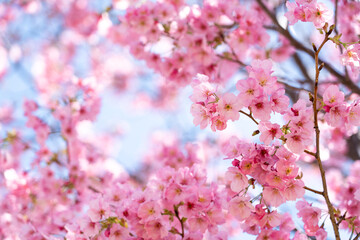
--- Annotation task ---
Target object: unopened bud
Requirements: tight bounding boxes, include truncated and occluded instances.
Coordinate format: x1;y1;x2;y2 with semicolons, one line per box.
319;62;325;71
312;43;317;52
252;130;260;136
248;178;255;187
323;22;329;32
295;172;303;179
328;24;335;35
232;159;240;167
309;93;314;102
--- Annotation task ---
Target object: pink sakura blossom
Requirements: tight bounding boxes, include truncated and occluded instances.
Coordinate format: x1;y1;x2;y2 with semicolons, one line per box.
217;93;242;121
190;74;216;104
279;213;295;231
262;187;285;207
188;215;209;233
165;182;186;203
315;228;328;240
23;99;38;116
323;85;345;107
284;2;305;25
247;59;277;94
296;200;322;236
285;1;332;28
137;200;161;221
109;224;130;240
259;210;282;229
341;44;360;78
258;121;282;145
225;167;248;193
221;136;242;159
276;160;299;179
270;88;290;114
236;78;262;107
179;194;199;218
283;180;305;201
347;100;360;126
355;189;360;201
79;218;100;237
87;198;111;222
265;172;286;189
310;2;333;28
229;196;254;221
324;103;348;127
191;104;210;129
210;115;228;131
144;218;169;239
250;97;272;121
286;132;309;154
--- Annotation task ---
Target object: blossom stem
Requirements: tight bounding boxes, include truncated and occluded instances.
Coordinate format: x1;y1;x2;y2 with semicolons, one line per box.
174;205;185;239
239;110;259;125
353;232;360;240
304;186;323;195
313;33;341;240
304;150;316;157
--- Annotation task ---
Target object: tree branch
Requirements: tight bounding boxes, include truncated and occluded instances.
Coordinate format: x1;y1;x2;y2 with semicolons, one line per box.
240;110;259;125
312;31;341;240
304;186;323;195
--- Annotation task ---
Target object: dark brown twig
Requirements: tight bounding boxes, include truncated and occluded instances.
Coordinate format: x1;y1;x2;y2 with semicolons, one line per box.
312;31;341;240
304;186;323;195
239;110;259;125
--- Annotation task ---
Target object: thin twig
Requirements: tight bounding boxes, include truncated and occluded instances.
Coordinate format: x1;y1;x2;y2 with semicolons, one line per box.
336;211;347;226
292;53;313;86
304;150;316;157
312;31;341;240
304;186;323;195
174;205;185;239
278;80;312;93
239;110;259;125
216;54;246;66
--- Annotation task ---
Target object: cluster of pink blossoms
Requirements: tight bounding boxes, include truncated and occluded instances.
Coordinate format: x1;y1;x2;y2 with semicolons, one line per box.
190;74;242;131
340;44;360;79
330;161;360;233
190;59;289;131
191;59;316;155
285;0;333;28
68;164;229;240
223;138;308;239
143;133;202;170
322;85;360;129
296;200;327;239
337;1;360;42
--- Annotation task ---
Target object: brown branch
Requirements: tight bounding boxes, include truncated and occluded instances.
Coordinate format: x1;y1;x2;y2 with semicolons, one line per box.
336;211;347;226
304;150;316;157
304;186;323;195
334;0;340;36
354;232;360;240
216;54;246;66
278;80;312;93
292;53;313;86
239;110;259;125
173;205;185;239
312;31;341;240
